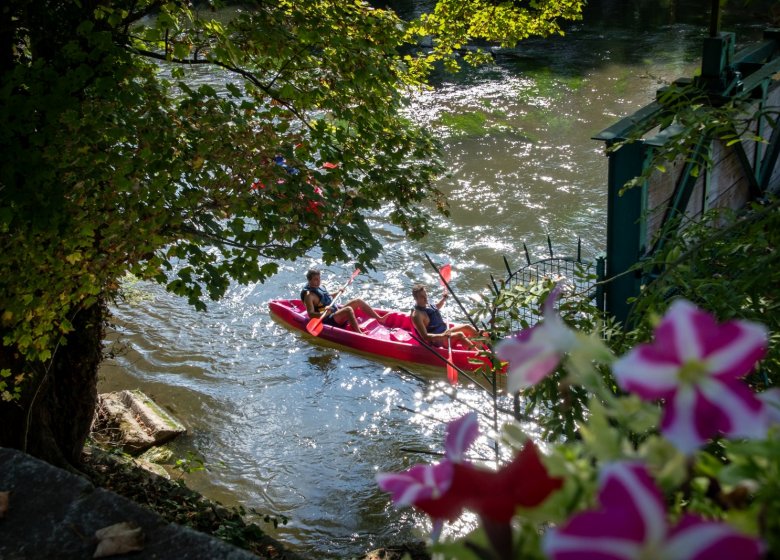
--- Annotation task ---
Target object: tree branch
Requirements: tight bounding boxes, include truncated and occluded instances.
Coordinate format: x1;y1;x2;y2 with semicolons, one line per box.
127;46;314;131
178;223;296;257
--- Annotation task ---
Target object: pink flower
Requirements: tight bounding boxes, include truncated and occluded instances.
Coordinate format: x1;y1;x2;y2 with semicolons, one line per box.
374;461;454;508
613;300;768;454
414;439;562;523
376;413;476;508
376;412;562;524
442;410;479;463
543;462;762;560
495;284;577;392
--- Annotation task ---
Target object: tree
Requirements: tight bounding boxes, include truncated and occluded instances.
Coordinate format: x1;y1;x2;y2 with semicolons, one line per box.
400;0;586;76
0;0;585;468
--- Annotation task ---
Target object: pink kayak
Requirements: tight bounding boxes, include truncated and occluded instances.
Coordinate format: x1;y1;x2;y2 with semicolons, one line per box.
268;299;490;372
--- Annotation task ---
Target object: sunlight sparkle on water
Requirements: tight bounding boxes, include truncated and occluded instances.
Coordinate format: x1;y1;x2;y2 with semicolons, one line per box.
98;11;744;556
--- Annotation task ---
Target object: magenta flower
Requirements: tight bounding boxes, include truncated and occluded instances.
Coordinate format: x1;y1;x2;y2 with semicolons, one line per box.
376;412;562;524
612;300;768;454
374;461;454;508
543;462;762;560
376;412;477;508
496;284;577;392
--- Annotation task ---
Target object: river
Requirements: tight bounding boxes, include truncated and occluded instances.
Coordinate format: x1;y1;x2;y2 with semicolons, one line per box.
98;2;771;557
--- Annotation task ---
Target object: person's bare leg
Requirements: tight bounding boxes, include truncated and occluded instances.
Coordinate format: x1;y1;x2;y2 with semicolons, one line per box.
345;299;386;323
446;327;478;349
450;324;478;338
334;307;363;333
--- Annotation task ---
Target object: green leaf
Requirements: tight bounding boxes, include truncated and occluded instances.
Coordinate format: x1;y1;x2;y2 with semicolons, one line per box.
578;399;622;461
225;82;242;98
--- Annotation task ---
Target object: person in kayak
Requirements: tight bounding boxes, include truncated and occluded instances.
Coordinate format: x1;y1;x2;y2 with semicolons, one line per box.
410;284;478;348
301;269;386;333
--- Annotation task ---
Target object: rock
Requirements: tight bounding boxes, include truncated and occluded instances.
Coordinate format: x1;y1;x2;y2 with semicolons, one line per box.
362;542;431;560
96;392;156;452
138;445;174;464
119;389;186;444
94;390;186;454
0;447;259;560
93;521;144;558
133;457;170;479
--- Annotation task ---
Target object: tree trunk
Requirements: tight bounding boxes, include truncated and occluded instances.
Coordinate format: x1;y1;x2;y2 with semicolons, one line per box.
0;299;105;470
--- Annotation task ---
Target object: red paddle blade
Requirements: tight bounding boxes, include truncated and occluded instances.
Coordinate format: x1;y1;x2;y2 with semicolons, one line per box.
306;317;325;336
439;264;452;285
447;339;457;384
447;363;458;384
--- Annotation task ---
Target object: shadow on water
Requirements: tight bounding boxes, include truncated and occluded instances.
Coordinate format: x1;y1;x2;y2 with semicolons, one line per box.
307;353;339;373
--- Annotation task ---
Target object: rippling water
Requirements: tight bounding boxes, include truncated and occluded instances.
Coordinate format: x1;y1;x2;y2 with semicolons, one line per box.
99;4;770;557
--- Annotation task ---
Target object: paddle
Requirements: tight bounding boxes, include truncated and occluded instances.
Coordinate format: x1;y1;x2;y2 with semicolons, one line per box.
425;253;482;333
438;263;458;384
305;268;361;336
446;336;458;384
439;263;452;284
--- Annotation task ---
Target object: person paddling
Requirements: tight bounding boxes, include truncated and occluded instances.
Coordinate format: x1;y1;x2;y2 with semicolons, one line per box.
410;284;477;348
301;269;386;334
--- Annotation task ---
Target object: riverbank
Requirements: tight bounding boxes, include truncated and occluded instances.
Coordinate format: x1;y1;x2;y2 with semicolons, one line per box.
80;444;304;559
79;444;431;560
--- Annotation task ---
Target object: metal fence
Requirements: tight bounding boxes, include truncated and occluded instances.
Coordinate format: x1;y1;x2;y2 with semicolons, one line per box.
491;237;605;330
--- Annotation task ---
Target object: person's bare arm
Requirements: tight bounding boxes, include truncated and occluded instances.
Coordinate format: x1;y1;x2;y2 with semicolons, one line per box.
303;292;322;319
411;310;434;344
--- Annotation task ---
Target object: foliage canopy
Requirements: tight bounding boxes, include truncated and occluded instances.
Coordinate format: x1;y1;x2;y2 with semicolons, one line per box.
0;0;585;400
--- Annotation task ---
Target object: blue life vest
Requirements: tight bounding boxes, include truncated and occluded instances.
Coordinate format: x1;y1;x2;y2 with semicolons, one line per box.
414;304;447;334
301;285;333;311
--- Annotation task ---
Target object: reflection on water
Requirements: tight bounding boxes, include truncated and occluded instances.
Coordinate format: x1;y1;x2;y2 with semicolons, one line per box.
100;3;771;557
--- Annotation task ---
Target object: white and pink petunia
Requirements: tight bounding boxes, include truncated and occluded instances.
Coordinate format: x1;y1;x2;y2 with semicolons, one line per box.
543;462;762;560
377;412;562;525
612;300;769;454
375;412;478;509
496;284;578;393
374;461;454;508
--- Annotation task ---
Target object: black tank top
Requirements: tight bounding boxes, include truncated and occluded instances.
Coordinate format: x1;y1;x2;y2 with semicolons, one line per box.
414;304;447;334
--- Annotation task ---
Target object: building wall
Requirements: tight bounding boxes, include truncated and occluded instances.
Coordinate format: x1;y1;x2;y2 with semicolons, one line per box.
642;81;780;252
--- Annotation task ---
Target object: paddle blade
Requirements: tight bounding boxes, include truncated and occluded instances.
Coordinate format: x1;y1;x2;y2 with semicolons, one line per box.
447;339;458;384
306;317;325;336
447;363;458;384
439;264;452;285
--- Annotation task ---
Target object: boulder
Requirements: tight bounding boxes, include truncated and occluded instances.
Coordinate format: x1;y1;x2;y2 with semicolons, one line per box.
119;389;186;444
0;447;259;560
138;445;174;464
94;390;186;454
